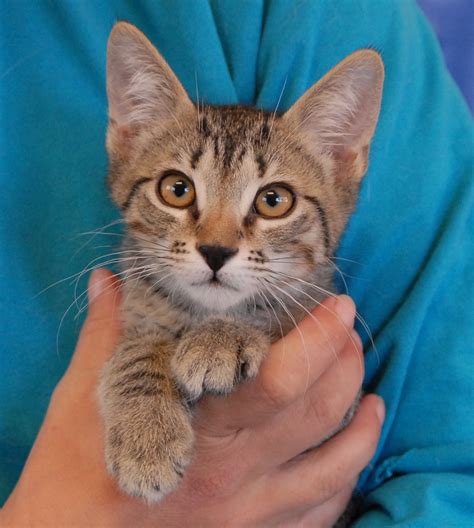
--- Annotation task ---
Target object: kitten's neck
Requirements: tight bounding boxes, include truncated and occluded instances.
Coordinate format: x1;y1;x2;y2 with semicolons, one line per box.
121;264;335;341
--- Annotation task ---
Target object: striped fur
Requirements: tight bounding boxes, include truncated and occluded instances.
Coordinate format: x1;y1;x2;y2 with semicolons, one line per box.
98;22;383;503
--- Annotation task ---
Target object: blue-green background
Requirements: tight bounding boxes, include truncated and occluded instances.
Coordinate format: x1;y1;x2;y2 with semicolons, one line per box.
1;1;473;525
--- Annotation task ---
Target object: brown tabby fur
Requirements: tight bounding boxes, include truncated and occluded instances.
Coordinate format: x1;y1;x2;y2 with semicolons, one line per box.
98;22;383;507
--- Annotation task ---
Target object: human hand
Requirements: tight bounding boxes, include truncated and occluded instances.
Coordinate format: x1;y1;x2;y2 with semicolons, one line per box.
0;268;384;527
164;292;384;527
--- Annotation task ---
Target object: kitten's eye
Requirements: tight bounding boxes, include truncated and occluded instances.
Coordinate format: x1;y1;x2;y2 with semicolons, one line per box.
157;172;195;208
254;185;295;218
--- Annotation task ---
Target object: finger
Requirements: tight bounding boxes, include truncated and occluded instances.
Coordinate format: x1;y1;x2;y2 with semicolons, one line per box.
292;481;355;528
272;480;355;528
266;395;384;513
198;295;356;432
249;329;364;472
65;268;122;377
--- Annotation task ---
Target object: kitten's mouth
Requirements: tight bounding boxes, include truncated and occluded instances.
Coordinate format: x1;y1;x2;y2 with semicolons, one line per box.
207;274;229;288
191;274;239;292
205;276;222;288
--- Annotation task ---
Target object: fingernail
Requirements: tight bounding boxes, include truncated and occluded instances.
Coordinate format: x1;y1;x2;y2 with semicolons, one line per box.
88;268;109;303
376;397;385;423
334;295;356;327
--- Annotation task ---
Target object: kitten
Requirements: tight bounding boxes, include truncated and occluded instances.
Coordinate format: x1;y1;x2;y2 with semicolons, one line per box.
98;22;383;503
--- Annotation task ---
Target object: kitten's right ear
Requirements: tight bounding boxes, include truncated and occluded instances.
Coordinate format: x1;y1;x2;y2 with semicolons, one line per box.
106;22;194;156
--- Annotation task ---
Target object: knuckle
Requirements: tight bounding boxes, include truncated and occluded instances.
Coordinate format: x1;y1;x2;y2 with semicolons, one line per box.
299;457;346;504
340;343;365;389
306;394;343;435
317;466;346;500
306;385;358;437
259;371;297;409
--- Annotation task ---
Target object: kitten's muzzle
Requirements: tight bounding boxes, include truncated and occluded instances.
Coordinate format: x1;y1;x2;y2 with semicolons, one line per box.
198;245;238;272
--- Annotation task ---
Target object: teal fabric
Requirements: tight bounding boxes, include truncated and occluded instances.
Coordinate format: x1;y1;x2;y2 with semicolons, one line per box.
1;0;473;524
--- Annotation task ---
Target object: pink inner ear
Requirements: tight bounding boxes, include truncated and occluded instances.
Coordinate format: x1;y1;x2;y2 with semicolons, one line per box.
107;24;172;129
337;148;358;163
283;51;383;162
107;119;141;158
116;123;134;143
106;23;196;158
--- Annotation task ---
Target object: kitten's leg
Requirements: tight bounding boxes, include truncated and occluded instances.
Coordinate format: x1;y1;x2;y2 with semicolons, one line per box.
98;334;193;502
171;319;270;400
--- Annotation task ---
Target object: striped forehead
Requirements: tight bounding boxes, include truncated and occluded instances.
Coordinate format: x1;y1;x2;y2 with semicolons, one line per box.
190;140;264;217
191;108;271;175
187;107;275;212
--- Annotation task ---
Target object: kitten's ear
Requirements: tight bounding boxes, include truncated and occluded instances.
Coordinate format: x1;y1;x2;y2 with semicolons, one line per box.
283;50;384;180
106;22;194;155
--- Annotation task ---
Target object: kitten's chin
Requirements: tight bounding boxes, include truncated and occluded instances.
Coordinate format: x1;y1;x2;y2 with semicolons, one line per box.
185;283;248;312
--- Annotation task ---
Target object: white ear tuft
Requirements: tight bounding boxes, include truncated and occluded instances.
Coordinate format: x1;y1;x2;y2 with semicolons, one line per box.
106;22;193;152
283;50;384;175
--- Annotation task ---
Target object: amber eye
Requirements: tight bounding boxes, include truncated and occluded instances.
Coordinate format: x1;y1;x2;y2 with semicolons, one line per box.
157;172;196;208
254;185;295;218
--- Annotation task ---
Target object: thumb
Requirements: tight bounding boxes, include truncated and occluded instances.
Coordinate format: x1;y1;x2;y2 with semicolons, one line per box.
67;268;122;376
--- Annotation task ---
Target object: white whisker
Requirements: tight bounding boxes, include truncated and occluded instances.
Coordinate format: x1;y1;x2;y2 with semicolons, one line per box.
259;280;308;383
265;268;378;362
265;279;343;382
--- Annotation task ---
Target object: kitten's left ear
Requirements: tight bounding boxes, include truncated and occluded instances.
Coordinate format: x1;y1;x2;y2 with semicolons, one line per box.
283;50;384;180
106;22;194;156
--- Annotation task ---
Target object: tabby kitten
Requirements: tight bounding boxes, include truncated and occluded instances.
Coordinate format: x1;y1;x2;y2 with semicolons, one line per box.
98;22;383;502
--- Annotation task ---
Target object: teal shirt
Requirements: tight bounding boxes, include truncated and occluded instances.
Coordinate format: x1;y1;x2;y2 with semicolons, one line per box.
1;1;473;524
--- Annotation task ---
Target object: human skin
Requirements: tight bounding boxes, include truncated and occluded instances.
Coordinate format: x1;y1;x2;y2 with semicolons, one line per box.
0;269;384;527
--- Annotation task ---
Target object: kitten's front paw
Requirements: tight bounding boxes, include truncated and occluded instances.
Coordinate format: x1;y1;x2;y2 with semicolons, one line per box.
172;320;269;400
104;403;194;502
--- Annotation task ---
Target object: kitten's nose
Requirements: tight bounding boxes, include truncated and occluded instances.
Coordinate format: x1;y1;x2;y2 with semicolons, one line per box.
198;245;238;272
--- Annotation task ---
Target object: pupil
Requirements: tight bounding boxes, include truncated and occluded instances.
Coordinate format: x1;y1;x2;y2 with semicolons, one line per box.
173;180;188;198
265;190;281;208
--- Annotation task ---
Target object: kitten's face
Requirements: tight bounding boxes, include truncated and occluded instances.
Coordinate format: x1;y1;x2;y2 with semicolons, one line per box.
114;106;342;311
105;23;383;312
